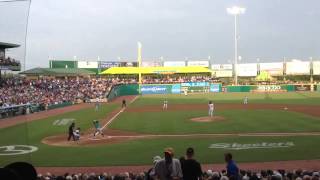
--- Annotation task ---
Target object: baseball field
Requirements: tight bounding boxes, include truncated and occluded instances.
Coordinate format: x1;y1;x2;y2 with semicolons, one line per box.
1;92;320;168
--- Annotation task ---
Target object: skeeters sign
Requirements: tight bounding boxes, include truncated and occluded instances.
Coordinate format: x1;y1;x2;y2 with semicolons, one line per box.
209;142;294;150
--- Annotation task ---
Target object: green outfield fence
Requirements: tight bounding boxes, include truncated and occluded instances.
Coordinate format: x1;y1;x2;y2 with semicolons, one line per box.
226;85;295;92
107;84;140;101
107;83;320;101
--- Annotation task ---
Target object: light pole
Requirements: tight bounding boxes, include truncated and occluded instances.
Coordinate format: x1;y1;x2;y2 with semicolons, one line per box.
227;6;246;85
310;57;313;84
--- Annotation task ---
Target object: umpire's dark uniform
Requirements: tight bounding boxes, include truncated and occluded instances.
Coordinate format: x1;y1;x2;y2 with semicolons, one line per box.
67;123;75;141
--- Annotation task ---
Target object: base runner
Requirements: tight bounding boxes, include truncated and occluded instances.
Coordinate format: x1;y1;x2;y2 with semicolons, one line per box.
208;101;214;117
93;120;104;137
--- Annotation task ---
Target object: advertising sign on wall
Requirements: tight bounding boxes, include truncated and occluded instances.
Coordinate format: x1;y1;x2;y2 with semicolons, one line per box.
210;84;221;92
313;61;320;75
181;82;210;93
237;63;257;77
121;62;138;67
50;60;77;69
163;61;186;67
140;84;182;94
181;82;209;87
286;61;310;75
99;61;121;68
141;62;162;67
140;85;171;94
211;64;233;70
294;84;311;91
251;85;289;92
187;61;209;67
259;63;283;75
214;70;233;77
171;84;181;94
77;61;98;68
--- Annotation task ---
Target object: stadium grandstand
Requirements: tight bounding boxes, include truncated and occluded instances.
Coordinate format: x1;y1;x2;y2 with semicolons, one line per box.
2;1;320;180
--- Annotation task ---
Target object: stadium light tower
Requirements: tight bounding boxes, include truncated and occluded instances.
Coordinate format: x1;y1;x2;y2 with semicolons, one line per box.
137;42;142;84
227;6;246;85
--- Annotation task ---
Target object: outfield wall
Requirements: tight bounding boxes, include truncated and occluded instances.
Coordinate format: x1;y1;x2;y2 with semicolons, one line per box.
107;83;222;101
226;85;295;92
107;83;318;101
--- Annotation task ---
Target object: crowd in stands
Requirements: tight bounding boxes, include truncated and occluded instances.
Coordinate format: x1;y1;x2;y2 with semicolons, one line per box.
0;77;112;108
1;148;319;180
0;56;20;67
35;169;320;180
142;76;214;84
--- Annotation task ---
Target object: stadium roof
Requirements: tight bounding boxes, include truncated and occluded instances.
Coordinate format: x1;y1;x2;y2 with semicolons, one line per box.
0;42;20;49
20;68;96;76
100;66;212;75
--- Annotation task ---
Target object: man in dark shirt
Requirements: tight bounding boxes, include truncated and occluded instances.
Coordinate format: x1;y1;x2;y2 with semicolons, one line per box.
181;147;202;180
224;153;239;180
122;99;126;108
67;122;75;141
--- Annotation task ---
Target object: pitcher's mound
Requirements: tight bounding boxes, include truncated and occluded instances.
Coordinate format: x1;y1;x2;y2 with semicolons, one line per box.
190;116;225;122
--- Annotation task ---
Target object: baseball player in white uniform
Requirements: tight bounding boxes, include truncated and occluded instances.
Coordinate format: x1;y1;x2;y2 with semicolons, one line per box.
243;96;248;105
163;99;168;110
184;89;188;96
208;101;214;117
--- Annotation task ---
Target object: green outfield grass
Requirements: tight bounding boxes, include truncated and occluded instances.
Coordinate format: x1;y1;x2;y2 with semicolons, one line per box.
0;92;320;167
1;136;320;166
110;109;320;134
131;92;320;107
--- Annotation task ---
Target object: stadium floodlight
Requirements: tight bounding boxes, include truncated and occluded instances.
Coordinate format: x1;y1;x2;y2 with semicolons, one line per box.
227;6;246;15
227;6;246;85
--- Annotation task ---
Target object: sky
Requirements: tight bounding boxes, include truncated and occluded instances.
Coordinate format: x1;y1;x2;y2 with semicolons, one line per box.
0;0;320;70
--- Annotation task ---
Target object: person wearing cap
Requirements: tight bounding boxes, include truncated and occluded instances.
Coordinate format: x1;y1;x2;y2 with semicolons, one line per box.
181;147;203;180
154;147;183;180
146;156;162;180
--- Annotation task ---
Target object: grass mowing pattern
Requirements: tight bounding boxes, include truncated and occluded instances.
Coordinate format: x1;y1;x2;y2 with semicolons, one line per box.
110;110;320;134
131;92;320;107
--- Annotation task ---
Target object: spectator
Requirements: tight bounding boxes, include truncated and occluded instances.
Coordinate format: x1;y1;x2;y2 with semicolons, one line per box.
146;156;161;180
181;147;202;180
154;147;183;180
224;153;239;180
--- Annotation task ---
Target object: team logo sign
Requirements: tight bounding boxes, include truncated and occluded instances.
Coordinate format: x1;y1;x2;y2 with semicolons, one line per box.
0;145;38;156
53;118;75;126
209;142;294;150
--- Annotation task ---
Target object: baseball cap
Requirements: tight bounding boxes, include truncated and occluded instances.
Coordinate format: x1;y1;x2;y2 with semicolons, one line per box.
164;147;174;156
186;147;194;155
153;156;162;163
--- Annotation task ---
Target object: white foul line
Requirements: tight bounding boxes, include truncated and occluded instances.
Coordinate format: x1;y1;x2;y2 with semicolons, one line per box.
101;95;139;130
87;132;320;141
